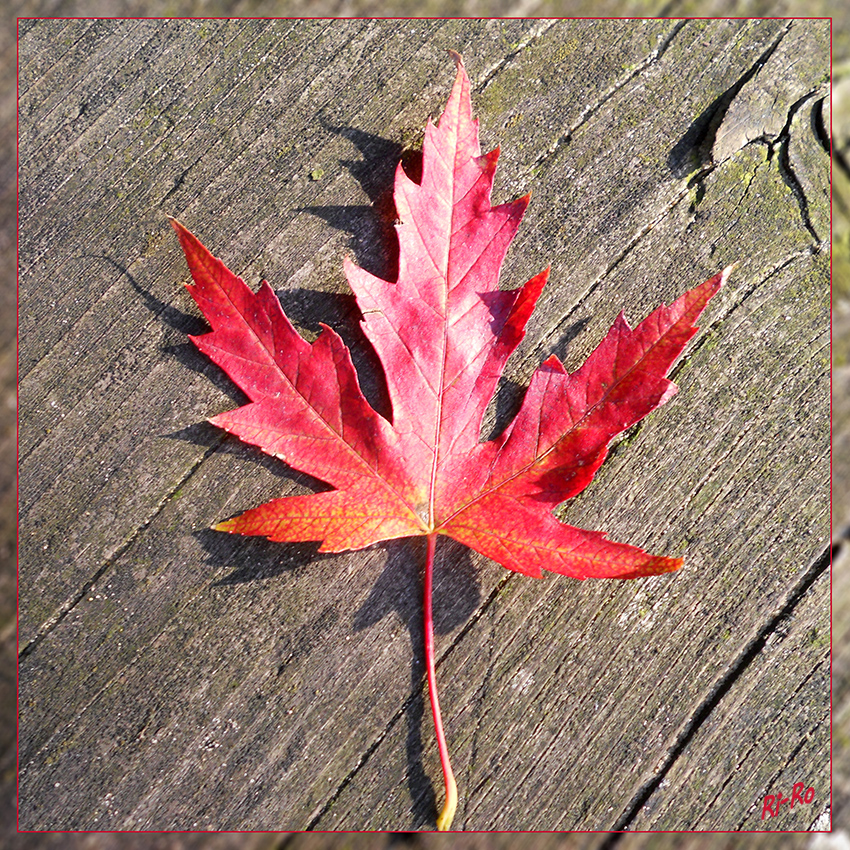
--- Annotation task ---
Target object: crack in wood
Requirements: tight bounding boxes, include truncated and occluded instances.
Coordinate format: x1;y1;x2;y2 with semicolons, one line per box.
679;245;821;369
658;260;828;534
599;540;831;839
458;613;499;829
706;82;831;249
302;678;418;830
774;89;828;245
668;23;791;178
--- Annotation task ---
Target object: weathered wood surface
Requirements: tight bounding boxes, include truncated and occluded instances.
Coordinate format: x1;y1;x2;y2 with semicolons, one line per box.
16;14;830;835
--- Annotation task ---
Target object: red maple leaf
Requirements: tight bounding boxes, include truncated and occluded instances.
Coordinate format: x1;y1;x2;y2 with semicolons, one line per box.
171;54;725;830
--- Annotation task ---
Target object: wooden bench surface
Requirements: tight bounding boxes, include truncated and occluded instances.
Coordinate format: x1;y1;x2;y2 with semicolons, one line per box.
16;17;830;833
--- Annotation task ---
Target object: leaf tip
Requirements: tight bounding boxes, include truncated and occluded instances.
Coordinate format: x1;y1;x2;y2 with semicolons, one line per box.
214;518;235;533
540;353;567;374
649;555;684;576
720;263;736;285
167;215;185;235
168;216;204;267
703;263;734;298
446;48;463;68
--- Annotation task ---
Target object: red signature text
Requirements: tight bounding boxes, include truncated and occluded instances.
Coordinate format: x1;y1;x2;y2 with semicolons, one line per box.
761;783;815;819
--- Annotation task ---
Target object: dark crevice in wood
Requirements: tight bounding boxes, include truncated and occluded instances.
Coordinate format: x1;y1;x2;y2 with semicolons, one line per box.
774;90;827;245
599;540;831;840
667;23;790;178
550;192;725;461
811;95;831;158
658;257;827;507
582;186;690;294
679;245;818;379
160;156;203;208
301;682;417;830
18;250;213;467
683;86;827;251
436;572;515;671
458;610;500;829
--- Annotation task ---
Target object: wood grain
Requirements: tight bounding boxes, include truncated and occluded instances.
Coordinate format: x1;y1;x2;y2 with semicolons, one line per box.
17;15;829;834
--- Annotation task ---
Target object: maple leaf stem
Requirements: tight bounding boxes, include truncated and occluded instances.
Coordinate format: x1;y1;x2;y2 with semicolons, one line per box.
424;532;457;831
